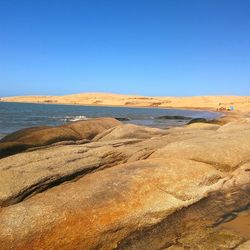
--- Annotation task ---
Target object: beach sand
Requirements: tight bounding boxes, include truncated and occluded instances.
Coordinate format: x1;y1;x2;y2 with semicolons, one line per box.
1;93;250;113
219;209;250;240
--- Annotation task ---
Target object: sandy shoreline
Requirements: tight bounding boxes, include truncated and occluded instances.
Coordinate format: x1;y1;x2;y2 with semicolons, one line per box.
0;99;224;117
1;93;250;113
1;93;250;125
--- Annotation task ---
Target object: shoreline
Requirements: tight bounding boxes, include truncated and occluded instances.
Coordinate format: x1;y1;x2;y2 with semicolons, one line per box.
0;99;225;116
0;99;218;112
0;97;250;248
2;93;249;110
0;100;225;137
1;99;242;127
2;93;249;123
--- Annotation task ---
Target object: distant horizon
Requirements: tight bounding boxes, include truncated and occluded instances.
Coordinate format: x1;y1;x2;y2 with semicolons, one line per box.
1;0;250;96
1;91;250;98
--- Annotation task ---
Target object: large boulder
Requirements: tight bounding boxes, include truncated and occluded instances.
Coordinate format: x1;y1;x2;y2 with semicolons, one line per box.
0;129;174;208
0;158;226;250
0;156;249;250
0;118;121;158
0;138;140;207
216;119;250;133
0;120;250;249
150;126;250;172
65;117;121;139
93;124;168;141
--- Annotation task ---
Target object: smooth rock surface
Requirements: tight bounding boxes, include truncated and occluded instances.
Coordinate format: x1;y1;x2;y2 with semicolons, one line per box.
236;241;250;250
0;118;250;249
0;158;225;250
93;124;169;141
151;126;250;172
0;117;121;158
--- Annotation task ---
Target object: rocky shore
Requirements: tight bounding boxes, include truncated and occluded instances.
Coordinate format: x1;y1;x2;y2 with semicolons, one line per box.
0;110;250;249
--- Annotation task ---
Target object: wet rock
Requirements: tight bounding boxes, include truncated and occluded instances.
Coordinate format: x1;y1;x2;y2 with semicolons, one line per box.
187;117;207;124
155;115;192;120
115;117;130;121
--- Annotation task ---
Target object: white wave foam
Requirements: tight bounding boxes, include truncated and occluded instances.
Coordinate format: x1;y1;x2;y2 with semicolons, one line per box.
0;134;6;140
61;115;88;122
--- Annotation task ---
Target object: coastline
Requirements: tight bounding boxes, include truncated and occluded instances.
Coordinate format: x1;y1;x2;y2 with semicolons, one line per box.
0;93;250;127
0;99;221;114
2;93;250;123
0;94;250;249
1;93;250;113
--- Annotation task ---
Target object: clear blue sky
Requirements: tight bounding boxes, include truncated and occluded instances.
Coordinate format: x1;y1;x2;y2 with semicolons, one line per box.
0;0;250;97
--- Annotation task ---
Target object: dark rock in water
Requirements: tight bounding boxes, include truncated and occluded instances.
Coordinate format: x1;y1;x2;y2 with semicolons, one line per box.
155;115;192;120
0;118;121;158
115;117;130;121
187;118;208;124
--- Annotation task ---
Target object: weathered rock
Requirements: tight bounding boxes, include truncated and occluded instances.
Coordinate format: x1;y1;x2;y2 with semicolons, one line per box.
217;119;250;133
186;122;220;130
0;118;121;158
0;138;140;207
151;127;250;172
65;117;121;139
0;126;50;142
0;124;172;207
0;157;249;250
93;124;168;141
0;158;225;250
236;241;250;250
0;119;249;249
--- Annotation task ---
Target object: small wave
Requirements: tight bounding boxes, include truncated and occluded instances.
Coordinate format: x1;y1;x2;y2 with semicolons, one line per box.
61;115;88;122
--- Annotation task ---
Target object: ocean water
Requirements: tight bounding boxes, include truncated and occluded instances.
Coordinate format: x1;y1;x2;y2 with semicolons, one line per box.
0;102;220;138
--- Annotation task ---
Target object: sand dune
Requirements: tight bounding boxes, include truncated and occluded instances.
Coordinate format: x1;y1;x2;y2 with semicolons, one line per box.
1;93;250;112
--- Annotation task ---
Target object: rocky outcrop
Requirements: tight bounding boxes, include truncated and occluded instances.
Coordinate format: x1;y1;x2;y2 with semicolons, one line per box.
0;159;227;250
0;118;250;249
0;117;121;158
150;127;250;172
93;124;169;141
236;241;250;250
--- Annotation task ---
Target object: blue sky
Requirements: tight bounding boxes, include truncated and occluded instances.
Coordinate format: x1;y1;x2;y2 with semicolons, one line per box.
0;0;250;97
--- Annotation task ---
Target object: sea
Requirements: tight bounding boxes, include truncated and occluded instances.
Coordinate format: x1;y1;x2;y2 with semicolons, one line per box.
0;102;221;139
